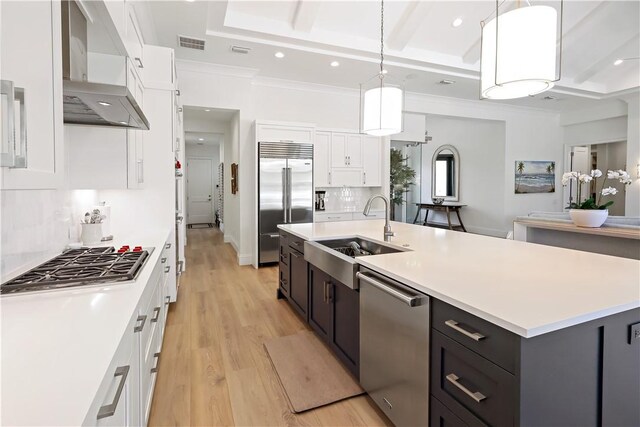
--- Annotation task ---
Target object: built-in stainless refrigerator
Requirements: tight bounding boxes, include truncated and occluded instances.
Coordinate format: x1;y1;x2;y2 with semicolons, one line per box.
258;142;313;265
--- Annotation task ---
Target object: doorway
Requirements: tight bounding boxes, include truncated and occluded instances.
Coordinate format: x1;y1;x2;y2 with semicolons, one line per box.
564;140;627;215
390;141;423;223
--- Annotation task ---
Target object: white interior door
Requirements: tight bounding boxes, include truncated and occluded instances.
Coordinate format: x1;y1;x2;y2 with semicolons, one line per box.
187;158;214;224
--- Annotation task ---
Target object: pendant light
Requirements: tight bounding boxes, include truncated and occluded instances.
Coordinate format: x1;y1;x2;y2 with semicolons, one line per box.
360;0;404;136
480;0;563;100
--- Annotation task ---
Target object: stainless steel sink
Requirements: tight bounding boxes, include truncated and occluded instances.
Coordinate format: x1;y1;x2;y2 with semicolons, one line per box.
304;237;407;289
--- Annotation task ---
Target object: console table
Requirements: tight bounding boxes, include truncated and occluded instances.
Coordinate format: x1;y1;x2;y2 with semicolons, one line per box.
413;203;467;232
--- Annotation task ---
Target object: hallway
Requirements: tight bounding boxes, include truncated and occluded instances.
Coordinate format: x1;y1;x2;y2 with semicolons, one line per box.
148;228;390;426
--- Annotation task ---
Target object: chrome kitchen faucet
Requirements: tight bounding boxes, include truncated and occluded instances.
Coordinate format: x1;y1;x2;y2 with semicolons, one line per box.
363;194;394;242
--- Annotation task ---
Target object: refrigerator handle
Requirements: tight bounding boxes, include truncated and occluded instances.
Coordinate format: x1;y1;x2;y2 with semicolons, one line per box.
287;168;293;223
282;167;287;223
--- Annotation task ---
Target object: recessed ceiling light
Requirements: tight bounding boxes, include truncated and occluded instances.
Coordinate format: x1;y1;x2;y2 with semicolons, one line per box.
97;101;111;106
439;79;456;85
185;0;195;2
542;95;557;101
330;61;340;67
275;52;285;59
382;69;388;74
452;17;463;27
119;121;128;125
614;59;624;66
204;109;210;112
198;138;204;141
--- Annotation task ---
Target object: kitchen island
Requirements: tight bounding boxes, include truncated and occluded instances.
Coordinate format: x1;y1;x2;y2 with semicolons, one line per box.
278;220;640;426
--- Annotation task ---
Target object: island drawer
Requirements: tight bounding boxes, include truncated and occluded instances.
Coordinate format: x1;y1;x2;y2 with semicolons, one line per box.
432;299;519;374
279;233;289;265
431;330;516;427
288;234;305;254
279;261;290;296
430;395;487;427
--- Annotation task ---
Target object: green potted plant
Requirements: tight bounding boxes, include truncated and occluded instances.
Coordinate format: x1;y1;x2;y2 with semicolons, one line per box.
563;169;632;227
389;148;416;221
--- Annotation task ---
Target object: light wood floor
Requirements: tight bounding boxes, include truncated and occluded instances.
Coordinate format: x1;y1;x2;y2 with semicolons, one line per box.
148;227;392;427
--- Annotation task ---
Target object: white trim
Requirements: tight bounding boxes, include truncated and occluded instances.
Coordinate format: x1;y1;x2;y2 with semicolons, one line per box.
237;252;253;266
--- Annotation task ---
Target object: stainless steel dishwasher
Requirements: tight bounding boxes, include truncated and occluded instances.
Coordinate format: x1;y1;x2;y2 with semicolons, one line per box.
357;267;430;426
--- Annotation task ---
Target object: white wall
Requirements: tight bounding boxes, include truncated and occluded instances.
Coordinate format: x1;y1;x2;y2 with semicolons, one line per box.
1;189;98;279
421;115;507;237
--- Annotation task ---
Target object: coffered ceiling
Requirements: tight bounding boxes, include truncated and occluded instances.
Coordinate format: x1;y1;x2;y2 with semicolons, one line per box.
139;0;640;111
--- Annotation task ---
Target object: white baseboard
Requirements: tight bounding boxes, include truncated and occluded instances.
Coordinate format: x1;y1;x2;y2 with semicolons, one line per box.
237;253;252;265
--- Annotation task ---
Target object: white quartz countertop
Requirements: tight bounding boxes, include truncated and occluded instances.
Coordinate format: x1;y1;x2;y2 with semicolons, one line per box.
278;220;640;338
0;229;171;426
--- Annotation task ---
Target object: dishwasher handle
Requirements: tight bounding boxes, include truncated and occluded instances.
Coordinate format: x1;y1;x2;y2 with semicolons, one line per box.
356;272;427;307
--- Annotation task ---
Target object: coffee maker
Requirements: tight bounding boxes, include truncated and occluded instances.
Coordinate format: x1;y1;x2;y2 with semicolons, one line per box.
315;191;326;211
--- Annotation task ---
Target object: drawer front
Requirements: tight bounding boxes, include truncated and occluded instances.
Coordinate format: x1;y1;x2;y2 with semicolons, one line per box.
431;396;474;427
279;260;290;296
314;212;353;222
432;299;519;373
288;234;305;254
279;233;289;265
431;330;516;427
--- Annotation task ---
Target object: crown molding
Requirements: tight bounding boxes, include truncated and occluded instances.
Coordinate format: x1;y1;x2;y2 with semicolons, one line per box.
176;59;259;79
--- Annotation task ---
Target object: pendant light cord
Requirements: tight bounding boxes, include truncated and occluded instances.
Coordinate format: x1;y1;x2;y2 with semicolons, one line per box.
380;0;384;76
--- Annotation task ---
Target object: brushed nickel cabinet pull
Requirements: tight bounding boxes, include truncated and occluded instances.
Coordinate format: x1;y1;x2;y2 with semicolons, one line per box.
446;373;486;403
164;266;170;273
134;315;147;332
151;352;160;373
134;57;144;68
165;295;171;306
445;320;486;341
97;365;129;419
161;257;167;263
165;243;171;249
151;307;161;322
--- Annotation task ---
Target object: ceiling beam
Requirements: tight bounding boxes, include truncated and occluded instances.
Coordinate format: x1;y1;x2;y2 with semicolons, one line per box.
386;2;433;51
292;0;320;33
572;34;639;84
462;39;481;65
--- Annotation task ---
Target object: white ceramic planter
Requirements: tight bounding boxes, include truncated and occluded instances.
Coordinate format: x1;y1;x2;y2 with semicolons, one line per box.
569;209;608;228
80;223;103;245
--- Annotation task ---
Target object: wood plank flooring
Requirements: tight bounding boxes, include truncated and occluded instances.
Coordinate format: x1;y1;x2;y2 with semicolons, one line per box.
148;228;392;426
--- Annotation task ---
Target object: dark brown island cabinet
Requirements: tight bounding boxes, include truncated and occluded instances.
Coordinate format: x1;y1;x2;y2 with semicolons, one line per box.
278;230;360;378
430;298;640;427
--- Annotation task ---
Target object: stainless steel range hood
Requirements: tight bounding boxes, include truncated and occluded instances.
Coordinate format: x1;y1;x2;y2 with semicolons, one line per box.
61;1;149;130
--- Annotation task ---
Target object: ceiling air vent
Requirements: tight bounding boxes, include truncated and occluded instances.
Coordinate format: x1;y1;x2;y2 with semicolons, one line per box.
178;35;205;50
231;45;251;54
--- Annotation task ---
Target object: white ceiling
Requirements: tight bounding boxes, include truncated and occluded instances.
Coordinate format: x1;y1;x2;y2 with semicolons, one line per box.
140;0;640;111
184;131;222;145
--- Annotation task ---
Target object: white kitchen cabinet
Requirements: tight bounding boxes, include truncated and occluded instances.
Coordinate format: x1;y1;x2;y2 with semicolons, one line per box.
331;169;363;187
84;311;141;427
125;2;145;78
0;0;63;189
314;131;331;187
361;135;382;187
330;133;362;168
257;122;314;143
315;212;353;222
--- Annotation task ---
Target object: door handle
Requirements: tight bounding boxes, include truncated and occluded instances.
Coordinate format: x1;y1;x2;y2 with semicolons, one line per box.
151;306;161;322
0;80;26;168
446;373;487;403
97;366;130;419
151;352;161;373
134;315;147;332
356;272;427;307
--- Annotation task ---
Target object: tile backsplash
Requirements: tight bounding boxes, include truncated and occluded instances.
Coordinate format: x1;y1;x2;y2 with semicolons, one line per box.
316;187;384;212
1;189;98;279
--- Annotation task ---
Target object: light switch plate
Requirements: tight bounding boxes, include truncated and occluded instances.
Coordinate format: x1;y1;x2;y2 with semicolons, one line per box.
630;322;640;345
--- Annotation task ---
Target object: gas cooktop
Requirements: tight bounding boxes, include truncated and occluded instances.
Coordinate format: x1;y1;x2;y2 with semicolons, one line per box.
1;246;153;295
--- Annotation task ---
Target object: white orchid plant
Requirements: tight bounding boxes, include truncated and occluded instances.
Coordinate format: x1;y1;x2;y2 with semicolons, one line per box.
563;169;632;210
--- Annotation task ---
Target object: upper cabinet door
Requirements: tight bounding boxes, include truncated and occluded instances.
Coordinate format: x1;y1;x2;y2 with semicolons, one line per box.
330;133;347;168
314;131;331;187
125;2;144;79
361;136;381;187
345;134;362;168
1;0;63;189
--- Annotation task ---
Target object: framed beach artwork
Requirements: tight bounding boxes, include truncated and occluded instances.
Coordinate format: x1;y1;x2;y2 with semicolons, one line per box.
515;161;556;194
